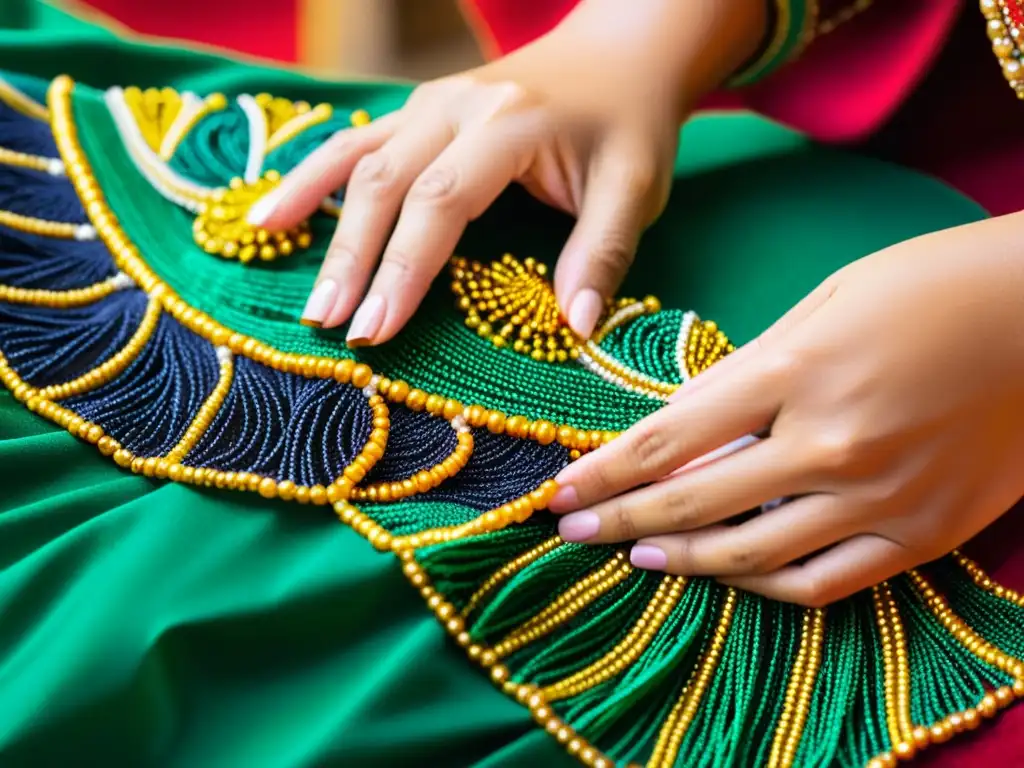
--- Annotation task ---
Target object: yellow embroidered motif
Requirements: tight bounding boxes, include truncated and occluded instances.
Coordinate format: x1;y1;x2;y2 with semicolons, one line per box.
681;316;735;379
192;171;312;262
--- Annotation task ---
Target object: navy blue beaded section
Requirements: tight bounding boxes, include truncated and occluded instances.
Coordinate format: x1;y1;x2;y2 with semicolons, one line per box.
0;288;147;388
0;164;88;225
64;313;221;457
0;227;115;290
0;97;57;156
414;428;571;511
184;356;373;487
363;405;458;484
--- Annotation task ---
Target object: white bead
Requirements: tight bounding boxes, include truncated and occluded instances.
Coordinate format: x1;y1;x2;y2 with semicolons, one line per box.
451;415;468;431
110;271;135;290
74;224;97;241
215;346;233;364
362;384;377;397
46;158;65;176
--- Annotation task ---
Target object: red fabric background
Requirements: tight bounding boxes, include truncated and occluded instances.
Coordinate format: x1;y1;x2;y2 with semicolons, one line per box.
76;0;299;62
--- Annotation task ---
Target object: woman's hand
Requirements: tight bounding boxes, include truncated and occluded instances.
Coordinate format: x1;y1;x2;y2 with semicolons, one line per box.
248;0;766;345
549;213;1024;606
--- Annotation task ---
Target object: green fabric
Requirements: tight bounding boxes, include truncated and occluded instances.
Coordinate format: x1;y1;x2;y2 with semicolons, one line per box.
0;1;997;766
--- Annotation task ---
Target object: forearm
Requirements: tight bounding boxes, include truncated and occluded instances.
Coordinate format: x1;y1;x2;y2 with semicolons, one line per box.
547;0;769;120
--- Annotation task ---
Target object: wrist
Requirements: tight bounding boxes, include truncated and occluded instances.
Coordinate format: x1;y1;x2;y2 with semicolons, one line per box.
553;0;768;119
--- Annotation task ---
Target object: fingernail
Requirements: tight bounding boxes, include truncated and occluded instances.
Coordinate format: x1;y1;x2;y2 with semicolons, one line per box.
347;295;386;347
548;484;580;512
567;288;604;339
301;279;339;327
246;186;285;226
630;544;667;571
558;511;600;542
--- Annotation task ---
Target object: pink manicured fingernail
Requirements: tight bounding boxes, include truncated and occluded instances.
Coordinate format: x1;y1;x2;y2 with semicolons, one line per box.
347;295;386;347
567;288;603;339
558;511;600;542
300;279;339;327
246;185;286;226
548;485;580;511
630;545;667;570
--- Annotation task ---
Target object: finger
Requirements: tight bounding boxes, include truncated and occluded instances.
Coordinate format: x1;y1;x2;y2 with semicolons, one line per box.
349;121;537;346
719;533;917;607
553;147;659;339
629;493;858;577
307;122;458;329
550;350;783;512
672;277;836;402
249;112;401;230
556;436;807;544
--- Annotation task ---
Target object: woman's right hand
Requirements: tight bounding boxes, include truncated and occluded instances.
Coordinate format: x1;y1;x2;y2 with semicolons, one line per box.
247;0;767;346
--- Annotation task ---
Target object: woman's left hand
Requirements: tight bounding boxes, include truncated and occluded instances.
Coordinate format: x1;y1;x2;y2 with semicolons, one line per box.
548;213;1024;606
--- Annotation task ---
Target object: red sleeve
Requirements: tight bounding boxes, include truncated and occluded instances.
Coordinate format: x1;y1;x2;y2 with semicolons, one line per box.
458;0;963;144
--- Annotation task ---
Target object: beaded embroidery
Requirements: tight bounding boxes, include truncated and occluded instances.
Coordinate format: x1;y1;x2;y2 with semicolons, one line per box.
1;72;1024;768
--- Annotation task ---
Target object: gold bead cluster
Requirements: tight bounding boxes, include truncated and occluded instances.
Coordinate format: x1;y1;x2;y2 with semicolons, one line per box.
396;550;615;768
0;273;129;308
450;254;580;361
193;171;312;263
590;295;662;343
768;608;825;768
492;553;633;659
681;316;734;380
543;575;686;702
981;0;1024;98
650;589;737;767
461;535;564;619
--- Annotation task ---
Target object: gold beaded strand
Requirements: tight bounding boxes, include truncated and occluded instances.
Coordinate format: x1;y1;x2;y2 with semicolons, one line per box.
491;552;633;660
953;549;1024;607
0;209;95;240
872;582;917;762
647;588;737;768
863;570;1024;768
0;146;63;175
393;550;616;768
0;75;48;121
768;608;825;768
165;348;234;464
542;575;687;701
0;273;132;308
461;536;564;619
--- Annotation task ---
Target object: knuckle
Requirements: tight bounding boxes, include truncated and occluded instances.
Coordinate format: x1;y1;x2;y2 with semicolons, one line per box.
629;423;670;474
797;572;843;608
812;425;866;475
351;151;398;197
664;487;704;530
589;234;636;276
482;79;534;113
377;249;415;282
762;347;801;382
727;545;769;573
608;501;638;541
408;166;461;207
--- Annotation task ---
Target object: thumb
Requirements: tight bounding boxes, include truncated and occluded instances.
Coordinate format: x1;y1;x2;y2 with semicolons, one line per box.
554;148;662;339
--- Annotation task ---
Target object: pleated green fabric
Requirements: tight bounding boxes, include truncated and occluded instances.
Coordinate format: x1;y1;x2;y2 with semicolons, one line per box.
2;2;1018;767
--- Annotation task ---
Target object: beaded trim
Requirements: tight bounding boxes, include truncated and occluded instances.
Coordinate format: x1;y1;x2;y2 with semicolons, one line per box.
648;589;737;767
981;0;1024;99
0;74;48;121
767;608;825;768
